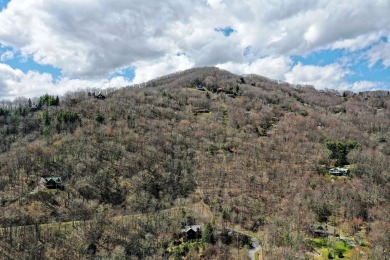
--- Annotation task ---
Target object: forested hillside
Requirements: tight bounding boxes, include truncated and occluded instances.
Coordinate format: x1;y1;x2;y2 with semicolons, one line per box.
0;67;389;259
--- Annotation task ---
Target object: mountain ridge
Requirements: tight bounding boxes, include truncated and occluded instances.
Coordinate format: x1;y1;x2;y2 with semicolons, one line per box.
0;67;389;259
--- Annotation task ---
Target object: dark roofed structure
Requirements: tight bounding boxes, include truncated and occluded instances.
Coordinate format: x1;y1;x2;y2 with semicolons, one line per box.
329;167;350;176
196;84;205;91
96;93;106;100
194;108;210;115
181;225;202;241
45;177;64;190
309;224;336;238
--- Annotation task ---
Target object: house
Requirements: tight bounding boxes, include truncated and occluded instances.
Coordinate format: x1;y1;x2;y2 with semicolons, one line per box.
217;88;235;95
309;224;336;238
181;225;202;241
30;105;39;112
196;84;205;91
217;88;226;93
194;108;210;115
45;177;64;190
329;167;350;176
96;93;105;100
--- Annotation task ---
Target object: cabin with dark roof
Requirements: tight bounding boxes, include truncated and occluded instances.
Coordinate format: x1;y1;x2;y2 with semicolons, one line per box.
96;93;106;100
181;225;202;241
309;224;337;238
196;84;205;91
45;177;64;190
194;108;210;115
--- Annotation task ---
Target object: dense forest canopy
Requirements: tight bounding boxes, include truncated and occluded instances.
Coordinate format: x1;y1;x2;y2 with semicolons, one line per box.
0;67;389;259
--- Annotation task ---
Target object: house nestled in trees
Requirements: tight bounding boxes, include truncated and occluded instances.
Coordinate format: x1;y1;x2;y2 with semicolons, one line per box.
181;225;202;241
309;224;337;238
194;108;210;115
196;84;205;91
44;177;64;190
96;93;106;100
329;167;350;176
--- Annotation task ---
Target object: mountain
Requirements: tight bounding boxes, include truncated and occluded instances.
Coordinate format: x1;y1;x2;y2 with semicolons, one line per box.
0;67;389;259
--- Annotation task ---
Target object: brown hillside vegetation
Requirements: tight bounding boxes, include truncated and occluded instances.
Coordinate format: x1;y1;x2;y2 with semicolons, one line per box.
0;67;389;259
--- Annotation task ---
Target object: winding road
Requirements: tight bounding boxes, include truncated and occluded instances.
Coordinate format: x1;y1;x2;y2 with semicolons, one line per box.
248;237;261;260
223;228;262;260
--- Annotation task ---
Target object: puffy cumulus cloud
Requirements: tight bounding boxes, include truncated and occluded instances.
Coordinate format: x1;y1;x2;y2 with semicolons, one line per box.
366;40;390;67
0;63;132;100
284;63;384;91
0;0;389;98
297;1;389;51
330;32;385;52
132;54;194;84
224;0;390;55
207;0;226;9
217;56;292;80
0;50;13;61
53;76;133;96
0;63;54;99
0;0;198;78
2;0;389;74
285;63;348;89
350;80;381;92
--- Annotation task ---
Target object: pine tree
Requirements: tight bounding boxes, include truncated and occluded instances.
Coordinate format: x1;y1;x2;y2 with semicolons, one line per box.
202;223;214;243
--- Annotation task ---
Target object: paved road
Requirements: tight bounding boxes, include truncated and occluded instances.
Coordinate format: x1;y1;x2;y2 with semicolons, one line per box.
248;237;261;260
224;228;261;260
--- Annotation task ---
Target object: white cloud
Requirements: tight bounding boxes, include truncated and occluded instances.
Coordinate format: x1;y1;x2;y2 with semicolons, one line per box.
350;80;381;91
0;63;132;100
366;40;390;68
285;63;348;89
0;0;389;98
207;0;226;9
0;50;13;61
283;63;385;92
0;0;198;78
304;25;321;44
0;63;55;99
330;32;385;52
132;54;194;84
217;56;292;80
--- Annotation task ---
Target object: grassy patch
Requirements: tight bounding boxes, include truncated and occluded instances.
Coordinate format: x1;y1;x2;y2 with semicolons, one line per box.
308;237;352;259
310;238;328;248
168;241;205;259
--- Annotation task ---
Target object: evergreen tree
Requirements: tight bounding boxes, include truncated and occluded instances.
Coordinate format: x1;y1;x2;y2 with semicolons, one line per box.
202;223;214;244
326;141;360;166
41;111;50;126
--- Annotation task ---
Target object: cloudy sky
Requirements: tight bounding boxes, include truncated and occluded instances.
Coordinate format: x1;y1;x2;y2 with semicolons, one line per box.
0;0;390;99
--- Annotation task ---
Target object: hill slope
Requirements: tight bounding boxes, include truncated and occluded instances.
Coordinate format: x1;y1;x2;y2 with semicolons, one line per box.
0;67;389;259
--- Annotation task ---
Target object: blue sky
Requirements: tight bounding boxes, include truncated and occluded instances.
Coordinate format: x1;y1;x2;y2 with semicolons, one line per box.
291;42;390;90
0;0;9;11
0;0;390;99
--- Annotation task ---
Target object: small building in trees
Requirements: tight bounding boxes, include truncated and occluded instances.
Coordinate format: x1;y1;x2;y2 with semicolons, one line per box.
181;225;202;241
309;224;336;238
194;108;210;115
329;167;350;176
45;177;64;190
196;84;205;91
30;105;39;112
96;93;106;100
